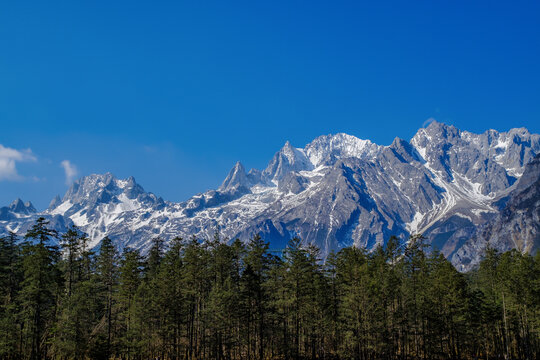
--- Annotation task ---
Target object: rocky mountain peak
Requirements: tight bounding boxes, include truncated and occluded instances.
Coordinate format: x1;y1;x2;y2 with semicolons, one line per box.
1;122;538;271
424;120;459;137
219;161;250;192
49;172;160;220
123;178;146;199
0;198;37;222
304;133;381;167
62;173;117;204
263;141;313;182
411;121;458;149
9;198;36;214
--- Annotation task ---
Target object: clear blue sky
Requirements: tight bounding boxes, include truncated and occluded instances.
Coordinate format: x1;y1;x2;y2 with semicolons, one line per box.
1;0;539;209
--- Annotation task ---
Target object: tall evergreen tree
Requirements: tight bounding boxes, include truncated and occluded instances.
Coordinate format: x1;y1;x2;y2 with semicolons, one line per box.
243;234;271;360
95;236;118;359
116;247;143;358
19;217;61;360
0;232;22;359
52;227;100;360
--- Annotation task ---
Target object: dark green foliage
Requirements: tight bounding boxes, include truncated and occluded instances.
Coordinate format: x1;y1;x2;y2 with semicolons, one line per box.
2;219;539;359
19;217;61;360
0;232;22;359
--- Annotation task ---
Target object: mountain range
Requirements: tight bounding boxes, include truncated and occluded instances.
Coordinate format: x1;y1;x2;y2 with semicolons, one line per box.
1;121;539;271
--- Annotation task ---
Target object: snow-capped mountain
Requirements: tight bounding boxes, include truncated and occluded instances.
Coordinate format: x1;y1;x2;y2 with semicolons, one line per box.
0;199;36;221
451;153;540;271
1;121;539;269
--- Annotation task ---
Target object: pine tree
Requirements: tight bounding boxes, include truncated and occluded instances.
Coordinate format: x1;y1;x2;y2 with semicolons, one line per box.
60;226;82;297
19;217;61;360
117;247;143;358
155;237;185;359
243;234;270;360
134;236;166;358
52;227;100;360
0;232;22;358
182;236;210;360
94;236;118;359
334;246;369;359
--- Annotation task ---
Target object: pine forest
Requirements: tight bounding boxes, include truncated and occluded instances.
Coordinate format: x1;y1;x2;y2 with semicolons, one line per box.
0;217;538;360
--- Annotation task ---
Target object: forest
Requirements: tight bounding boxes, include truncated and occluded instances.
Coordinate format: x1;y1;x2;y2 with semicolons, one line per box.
0;217;538;360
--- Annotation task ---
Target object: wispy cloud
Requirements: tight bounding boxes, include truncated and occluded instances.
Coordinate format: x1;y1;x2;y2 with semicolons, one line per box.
0;144;37;181
422;117;436;128
60;160;78;185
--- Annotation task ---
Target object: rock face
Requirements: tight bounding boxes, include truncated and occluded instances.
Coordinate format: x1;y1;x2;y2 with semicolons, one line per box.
451;154;540;271
1;121;539;269
0;199;36;219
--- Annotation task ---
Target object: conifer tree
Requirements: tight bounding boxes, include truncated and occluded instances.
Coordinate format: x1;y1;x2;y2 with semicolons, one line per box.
154;237;185;359
243;234;271;360
52;227;99;360
95;236;118;359
117;247;143;357
59;226;82;298
19;217;60;360
0;232;22;358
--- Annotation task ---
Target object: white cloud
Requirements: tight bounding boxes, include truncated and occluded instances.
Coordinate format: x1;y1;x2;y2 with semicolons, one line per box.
0;144;36;181
422;117;436;128
61;160;78;185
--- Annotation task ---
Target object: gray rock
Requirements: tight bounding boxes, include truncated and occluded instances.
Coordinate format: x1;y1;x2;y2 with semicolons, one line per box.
1;122;538;270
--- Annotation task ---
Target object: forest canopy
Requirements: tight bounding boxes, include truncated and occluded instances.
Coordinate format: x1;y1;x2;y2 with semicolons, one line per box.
0;217;538;360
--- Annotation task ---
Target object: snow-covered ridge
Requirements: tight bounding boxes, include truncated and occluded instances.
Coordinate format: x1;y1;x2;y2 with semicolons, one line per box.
304;133;382;167
1;122;538;269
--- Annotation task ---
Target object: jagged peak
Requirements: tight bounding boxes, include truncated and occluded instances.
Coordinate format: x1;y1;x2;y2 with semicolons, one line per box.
70;172;144;189
411;120;460;147
234;160;245;169
117;175;143;190
422;119;458;133
419;121;537;144
390;137;407;147
427;120;458;135
2;122;540;272
9;198;36;213
64;173;115;194
68;172;116;190
424;118;441;128
10;198;24;207
507;127;532;139
262;141;313;182
61;172;150;204
219;161;249;191
308;132;374;145
83;172;116;180
278;141;304;163
305;132;380;167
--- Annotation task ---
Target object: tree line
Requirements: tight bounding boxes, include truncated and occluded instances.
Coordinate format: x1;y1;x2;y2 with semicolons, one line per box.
0;217;538;359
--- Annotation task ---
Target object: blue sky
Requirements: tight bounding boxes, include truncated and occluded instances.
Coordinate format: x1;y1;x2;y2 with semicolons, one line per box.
1;0;539;209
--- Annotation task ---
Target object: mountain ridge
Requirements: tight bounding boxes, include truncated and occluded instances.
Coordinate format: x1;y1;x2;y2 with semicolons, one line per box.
1;121;539;270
